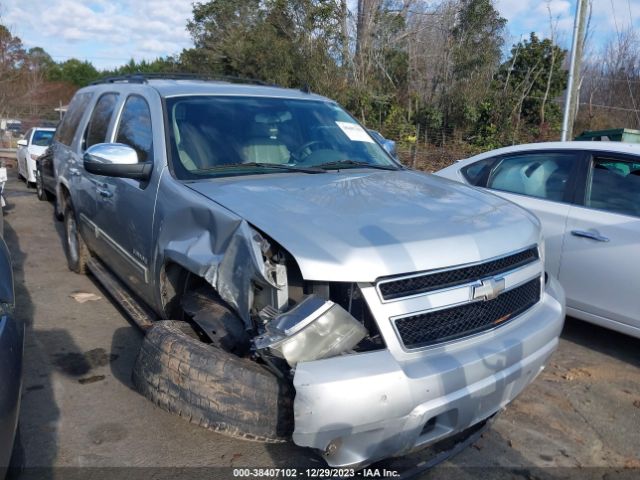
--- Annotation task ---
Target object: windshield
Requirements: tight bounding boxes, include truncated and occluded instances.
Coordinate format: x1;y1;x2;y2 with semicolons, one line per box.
165;96;398;179
32;130;54;147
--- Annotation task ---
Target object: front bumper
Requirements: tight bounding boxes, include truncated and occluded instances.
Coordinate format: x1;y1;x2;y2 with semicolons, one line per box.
292;275;565;468
26;157;37;183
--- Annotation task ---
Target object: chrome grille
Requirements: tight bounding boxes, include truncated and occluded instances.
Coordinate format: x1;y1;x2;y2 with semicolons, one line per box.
394;278;541;349
378;247;538;301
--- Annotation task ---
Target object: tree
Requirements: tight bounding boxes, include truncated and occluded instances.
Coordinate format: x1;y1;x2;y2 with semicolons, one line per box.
496;33;567;142
0;24;27;120
103;57;181;76
184;0;345;92
48;58;99;86
444;0;506;132
0;24;25;70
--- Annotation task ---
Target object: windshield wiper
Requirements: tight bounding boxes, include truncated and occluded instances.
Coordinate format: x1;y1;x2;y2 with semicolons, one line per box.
315;160;399;171
195;162;326;174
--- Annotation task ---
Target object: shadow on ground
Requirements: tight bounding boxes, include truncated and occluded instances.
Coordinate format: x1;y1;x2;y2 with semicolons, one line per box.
560;317;639;368
3;205;59;477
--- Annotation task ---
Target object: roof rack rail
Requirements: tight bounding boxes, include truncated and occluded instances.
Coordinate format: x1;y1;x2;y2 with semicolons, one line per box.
90;72;272;86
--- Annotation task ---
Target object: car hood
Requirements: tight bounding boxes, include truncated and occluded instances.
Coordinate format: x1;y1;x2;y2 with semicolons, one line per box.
28;145;48;157
186;170;540;282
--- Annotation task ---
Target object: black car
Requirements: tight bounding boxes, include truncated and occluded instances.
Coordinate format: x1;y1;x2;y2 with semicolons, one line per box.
0;211;22;477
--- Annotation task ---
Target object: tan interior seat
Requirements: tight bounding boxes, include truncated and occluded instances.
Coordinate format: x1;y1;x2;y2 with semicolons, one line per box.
241;123;290;164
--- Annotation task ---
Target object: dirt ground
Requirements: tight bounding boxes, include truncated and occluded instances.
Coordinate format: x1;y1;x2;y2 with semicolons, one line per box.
2;174;639;480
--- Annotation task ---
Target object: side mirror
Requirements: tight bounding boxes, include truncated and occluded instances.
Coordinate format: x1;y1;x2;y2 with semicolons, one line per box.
380;139;397;159
83;143;152;181
17;139;28;147
367;129;398;159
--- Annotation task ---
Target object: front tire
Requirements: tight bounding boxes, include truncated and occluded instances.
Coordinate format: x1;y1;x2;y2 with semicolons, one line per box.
132;321;294;442
36;171;52;201
64;203;89;274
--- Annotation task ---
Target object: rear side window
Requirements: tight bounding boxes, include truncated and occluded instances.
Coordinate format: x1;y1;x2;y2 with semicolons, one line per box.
54;92;93;146
486;152;576;201
115;95;153;163
461;158;495;186
84;93;119;150
586;156;640;217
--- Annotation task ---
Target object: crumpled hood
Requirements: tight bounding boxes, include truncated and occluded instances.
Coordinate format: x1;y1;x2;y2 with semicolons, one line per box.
186;170;540;282
28;145;48;157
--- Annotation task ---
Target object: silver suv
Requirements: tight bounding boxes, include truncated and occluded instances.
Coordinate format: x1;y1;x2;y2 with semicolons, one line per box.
52;75;565;468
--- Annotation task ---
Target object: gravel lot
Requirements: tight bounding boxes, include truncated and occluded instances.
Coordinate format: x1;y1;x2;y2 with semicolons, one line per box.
2;174;639;479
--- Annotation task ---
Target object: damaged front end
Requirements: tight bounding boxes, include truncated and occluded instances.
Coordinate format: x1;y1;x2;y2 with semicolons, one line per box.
235;232;564;469
174;219;563;469
254;295;367;367
249;231;386;367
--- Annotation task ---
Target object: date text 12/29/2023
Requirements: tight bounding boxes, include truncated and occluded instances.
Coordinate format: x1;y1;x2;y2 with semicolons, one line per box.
232;468;400;478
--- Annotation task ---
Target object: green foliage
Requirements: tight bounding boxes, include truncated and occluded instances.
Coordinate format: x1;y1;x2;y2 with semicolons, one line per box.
1;3;571;151
439;0;507;136
26;47;56;73
497;33;568;131
184;0;344;92
383;105;414;143
103;57;181;76
468;100;502;149
451;0;506;77
47;58;100;86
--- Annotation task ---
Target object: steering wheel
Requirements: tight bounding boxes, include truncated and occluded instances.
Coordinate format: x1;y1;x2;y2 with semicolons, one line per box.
293;140;332;163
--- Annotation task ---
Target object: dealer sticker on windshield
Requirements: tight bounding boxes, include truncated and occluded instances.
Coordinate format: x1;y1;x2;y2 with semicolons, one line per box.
335;121;374;143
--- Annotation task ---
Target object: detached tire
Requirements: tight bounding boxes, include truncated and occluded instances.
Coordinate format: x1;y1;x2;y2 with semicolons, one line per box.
132;320;294;442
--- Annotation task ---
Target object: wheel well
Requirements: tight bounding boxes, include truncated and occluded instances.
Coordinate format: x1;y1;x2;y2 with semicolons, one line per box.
58;184;71;211
159;261;206;319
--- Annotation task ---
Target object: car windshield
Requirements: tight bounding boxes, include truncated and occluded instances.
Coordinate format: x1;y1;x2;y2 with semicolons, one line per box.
165;96;398;179
32;130;54;147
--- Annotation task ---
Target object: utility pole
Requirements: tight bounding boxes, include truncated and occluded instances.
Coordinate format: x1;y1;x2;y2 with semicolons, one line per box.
561;0;589;141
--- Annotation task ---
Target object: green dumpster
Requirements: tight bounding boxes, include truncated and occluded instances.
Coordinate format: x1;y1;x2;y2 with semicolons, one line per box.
574;128;640;143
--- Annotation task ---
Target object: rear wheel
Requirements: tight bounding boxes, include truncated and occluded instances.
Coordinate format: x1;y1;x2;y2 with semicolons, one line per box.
64;203;89;274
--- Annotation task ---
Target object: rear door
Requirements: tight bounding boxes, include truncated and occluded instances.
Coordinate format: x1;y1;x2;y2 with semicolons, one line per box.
559;153;640;331
464;150;583;277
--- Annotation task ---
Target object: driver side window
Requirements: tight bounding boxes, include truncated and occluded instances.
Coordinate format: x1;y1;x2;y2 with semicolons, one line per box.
84;93;119;151
115;95;153;163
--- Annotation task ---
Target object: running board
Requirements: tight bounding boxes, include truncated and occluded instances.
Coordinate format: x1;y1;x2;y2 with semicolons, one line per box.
87;258;155;331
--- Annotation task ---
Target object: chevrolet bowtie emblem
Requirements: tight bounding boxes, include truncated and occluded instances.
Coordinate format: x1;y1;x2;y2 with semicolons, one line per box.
472;277;506;301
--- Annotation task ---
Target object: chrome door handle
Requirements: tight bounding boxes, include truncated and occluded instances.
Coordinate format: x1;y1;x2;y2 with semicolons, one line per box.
97;188;113;199
68;167;81;176
571;230;609;242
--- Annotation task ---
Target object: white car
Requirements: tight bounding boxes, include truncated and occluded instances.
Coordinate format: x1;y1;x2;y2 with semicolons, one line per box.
16;127;55;185
437;141;640;339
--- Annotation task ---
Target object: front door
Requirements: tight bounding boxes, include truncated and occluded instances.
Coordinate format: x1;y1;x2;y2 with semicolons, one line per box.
74;91;120;256
559;153;640;332
90;93;159;301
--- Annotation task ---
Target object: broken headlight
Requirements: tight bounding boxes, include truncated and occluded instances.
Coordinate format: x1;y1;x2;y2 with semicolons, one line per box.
255;295;367;366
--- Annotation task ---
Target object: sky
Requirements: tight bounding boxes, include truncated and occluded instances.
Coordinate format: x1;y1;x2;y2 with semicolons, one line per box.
1;0;639;70
497;0;640;55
